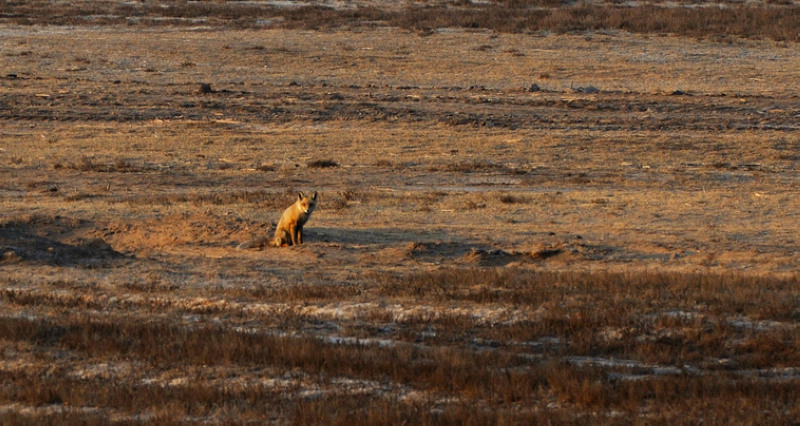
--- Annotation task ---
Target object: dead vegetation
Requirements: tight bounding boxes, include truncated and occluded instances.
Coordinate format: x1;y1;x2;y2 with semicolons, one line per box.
307;159;341;169
1;270;798;423
2;1;800;42
1;1;799;423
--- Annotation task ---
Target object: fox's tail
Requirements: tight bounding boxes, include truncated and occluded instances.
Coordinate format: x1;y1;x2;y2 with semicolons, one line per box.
236;236;272;250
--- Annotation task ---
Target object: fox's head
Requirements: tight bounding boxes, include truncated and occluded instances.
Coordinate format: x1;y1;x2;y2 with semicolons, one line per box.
297;191;318;215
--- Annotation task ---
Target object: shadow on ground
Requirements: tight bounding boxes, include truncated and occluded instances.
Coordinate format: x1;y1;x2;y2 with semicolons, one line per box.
0;215;124;267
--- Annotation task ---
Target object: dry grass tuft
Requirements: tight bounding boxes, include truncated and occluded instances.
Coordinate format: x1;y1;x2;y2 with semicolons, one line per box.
499;194;529;204
307;159;340;169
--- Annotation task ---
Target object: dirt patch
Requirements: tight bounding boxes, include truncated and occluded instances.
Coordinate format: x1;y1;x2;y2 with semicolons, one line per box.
104;212;256;252
0;215;122;266
462;247;532;267
361;242;417;264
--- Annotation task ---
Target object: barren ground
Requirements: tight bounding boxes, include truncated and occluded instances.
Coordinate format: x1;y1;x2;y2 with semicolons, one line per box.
1;2;799;423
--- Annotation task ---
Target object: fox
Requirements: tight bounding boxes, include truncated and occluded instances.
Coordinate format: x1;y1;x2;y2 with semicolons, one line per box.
237;191;318;249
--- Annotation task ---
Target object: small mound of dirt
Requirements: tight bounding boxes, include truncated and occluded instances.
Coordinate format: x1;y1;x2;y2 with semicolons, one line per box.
408;242;472;260
462;248;528;267
530;244;565;260
105;211;259;252
236;235;271;250
2;249;23;263
462;244;566;266
365;242;418;264
0;219;123;267
363;241;477;265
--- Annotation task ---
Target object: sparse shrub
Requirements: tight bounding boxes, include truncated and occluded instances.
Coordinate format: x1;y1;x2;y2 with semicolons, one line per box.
464;200;486;210
77;156;106;172
499;194;529;204
326;196;350;211
113;157;136;171
340;190;359;201
307;159;339;168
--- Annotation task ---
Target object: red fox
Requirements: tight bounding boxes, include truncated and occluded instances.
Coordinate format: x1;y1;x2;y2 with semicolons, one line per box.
238;191;318;249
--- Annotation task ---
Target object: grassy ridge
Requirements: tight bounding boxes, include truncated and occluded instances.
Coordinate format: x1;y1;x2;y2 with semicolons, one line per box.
2;1;800;42
396;3;800;42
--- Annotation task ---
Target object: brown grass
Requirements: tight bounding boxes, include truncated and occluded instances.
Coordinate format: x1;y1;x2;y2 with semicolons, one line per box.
118;189;295;208
53;156;159;173
1;5;798;423
2;270;798;423
393;3;800;42
2;1;799;41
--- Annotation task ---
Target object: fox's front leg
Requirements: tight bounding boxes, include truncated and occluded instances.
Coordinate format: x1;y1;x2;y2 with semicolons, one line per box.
296;225;303;245
289;224;298;246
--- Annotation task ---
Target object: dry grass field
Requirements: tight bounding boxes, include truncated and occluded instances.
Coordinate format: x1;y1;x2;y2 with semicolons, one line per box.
1;0;799;424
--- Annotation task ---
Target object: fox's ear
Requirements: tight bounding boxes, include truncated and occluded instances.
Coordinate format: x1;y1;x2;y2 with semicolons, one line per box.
312;191;318;200
298;192;305;200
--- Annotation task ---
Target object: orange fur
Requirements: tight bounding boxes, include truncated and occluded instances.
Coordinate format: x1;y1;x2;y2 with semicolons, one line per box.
273;191;318;247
